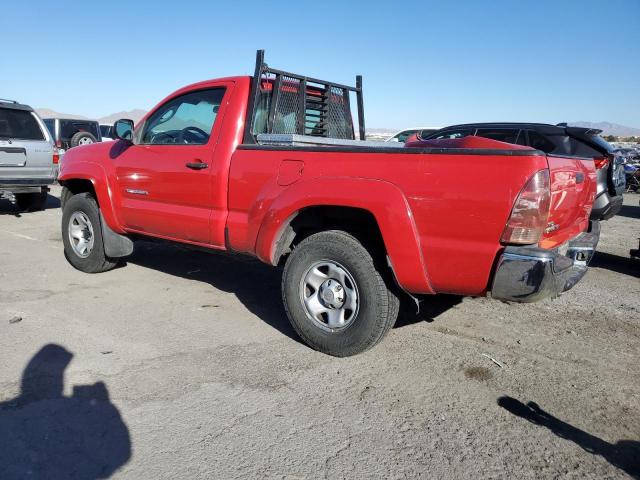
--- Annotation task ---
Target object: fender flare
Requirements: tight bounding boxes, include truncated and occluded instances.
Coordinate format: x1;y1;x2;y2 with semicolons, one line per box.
254;177;433;294
59;161;125;234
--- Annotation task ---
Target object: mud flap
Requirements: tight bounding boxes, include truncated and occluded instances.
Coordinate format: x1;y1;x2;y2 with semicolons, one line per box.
100;214;134;258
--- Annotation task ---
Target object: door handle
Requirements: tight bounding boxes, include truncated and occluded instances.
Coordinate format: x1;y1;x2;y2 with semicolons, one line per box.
186;161;208;170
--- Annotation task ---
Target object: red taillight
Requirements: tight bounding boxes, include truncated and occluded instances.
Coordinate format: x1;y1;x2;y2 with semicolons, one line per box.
501;170;551;245
593;156;609;169
53;150;59;165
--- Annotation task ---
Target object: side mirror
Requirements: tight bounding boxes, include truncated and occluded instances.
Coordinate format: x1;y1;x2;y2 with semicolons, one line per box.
114;119;134;142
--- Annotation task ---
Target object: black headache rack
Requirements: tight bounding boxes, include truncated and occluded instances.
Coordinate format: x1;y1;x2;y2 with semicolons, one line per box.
243;50;365;144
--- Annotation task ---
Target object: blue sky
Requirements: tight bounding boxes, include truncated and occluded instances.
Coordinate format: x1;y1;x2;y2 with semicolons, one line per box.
3;0;639;129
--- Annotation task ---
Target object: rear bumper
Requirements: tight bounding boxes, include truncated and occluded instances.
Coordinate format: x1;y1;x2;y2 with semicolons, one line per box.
0;177;56;187
591;191;623;221
491;221;600;303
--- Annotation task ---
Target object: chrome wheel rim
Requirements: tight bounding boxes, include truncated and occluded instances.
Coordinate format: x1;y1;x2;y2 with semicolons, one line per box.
78;137;93;145
299;260;359;331
68;211;94;258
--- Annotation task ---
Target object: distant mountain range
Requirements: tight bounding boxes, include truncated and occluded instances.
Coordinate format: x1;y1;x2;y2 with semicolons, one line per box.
35;108;148;124
566;122;640;137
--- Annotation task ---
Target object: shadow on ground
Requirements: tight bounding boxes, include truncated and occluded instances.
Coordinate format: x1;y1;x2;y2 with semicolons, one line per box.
498;396;639;479
0;194;60;216
618;203;640;220
128;241;302;343
0;344;131;479
394;294;462;328
127;241;458;344
590;251;639;279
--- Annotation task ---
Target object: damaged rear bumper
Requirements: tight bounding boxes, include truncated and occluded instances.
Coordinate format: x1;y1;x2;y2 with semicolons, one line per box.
491;221;600;303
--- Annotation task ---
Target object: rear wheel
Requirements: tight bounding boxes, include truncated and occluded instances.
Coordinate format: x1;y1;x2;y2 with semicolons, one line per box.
282;230;400;357
15;190;48;212
62;193;118;273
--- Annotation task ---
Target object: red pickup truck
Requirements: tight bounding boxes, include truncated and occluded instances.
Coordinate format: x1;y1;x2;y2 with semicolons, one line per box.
58;51;599;357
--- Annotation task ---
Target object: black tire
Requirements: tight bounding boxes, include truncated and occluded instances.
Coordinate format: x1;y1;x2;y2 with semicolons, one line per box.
15;190;48;212
60;186;73;210
69;131;97;148
62;193;118;273
282;230;400;357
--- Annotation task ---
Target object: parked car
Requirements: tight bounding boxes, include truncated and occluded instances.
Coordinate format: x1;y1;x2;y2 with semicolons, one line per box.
421;123;625;221
58;51;599;357
386;127;439;143
43;118;102;152
100;124;115;142
614;147;640;162
0;99;58;211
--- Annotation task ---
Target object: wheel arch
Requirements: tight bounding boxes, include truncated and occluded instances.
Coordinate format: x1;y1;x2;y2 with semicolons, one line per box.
59;162;124;233
255;177;434;294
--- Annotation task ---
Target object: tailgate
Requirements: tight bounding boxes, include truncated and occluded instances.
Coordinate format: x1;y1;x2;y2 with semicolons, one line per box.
541;155;596;249
0;139;54;179
0;108;54;180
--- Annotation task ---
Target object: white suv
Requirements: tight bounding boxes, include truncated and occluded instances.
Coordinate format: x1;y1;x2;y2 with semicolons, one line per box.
0;99;58;211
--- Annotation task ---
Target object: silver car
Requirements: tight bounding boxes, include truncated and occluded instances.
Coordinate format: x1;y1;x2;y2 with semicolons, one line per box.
0;99;58;211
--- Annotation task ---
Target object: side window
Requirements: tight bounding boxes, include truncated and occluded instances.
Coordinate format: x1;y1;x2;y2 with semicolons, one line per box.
430;128;472;140
568;139;601;158
100;125;112;138
395;129;419;143
476;128;520;144
140;88;225;145
527;131;556;153
44;119;56;139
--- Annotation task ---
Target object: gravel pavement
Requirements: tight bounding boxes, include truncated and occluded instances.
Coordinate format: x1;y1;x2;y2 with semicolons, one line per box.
1;186;638;479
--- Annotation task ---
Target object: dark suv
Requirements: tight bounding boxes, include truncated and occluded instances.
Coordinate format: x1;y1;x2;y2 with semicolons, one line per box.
43;118;102;152
420;123;625;220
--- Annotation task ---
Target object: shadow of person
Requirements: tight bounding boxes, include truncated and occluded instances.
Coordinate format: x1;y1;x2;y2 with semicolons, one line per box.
0;344;131;479
498;396;639;479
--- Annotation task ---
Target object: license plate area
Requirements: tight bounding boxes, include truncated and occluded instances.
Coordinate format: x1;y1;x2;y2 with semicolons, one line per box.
0;146;27;167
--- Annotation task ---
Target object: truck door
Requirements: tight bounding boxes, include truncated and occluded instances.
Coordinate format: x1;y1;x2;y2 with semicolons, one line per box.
113;85;230;244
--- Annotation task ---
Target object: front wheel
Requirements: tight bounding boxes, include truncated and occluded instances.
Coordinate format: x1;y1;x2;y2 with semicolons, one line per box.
62;193;119;273
282;230;400;357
